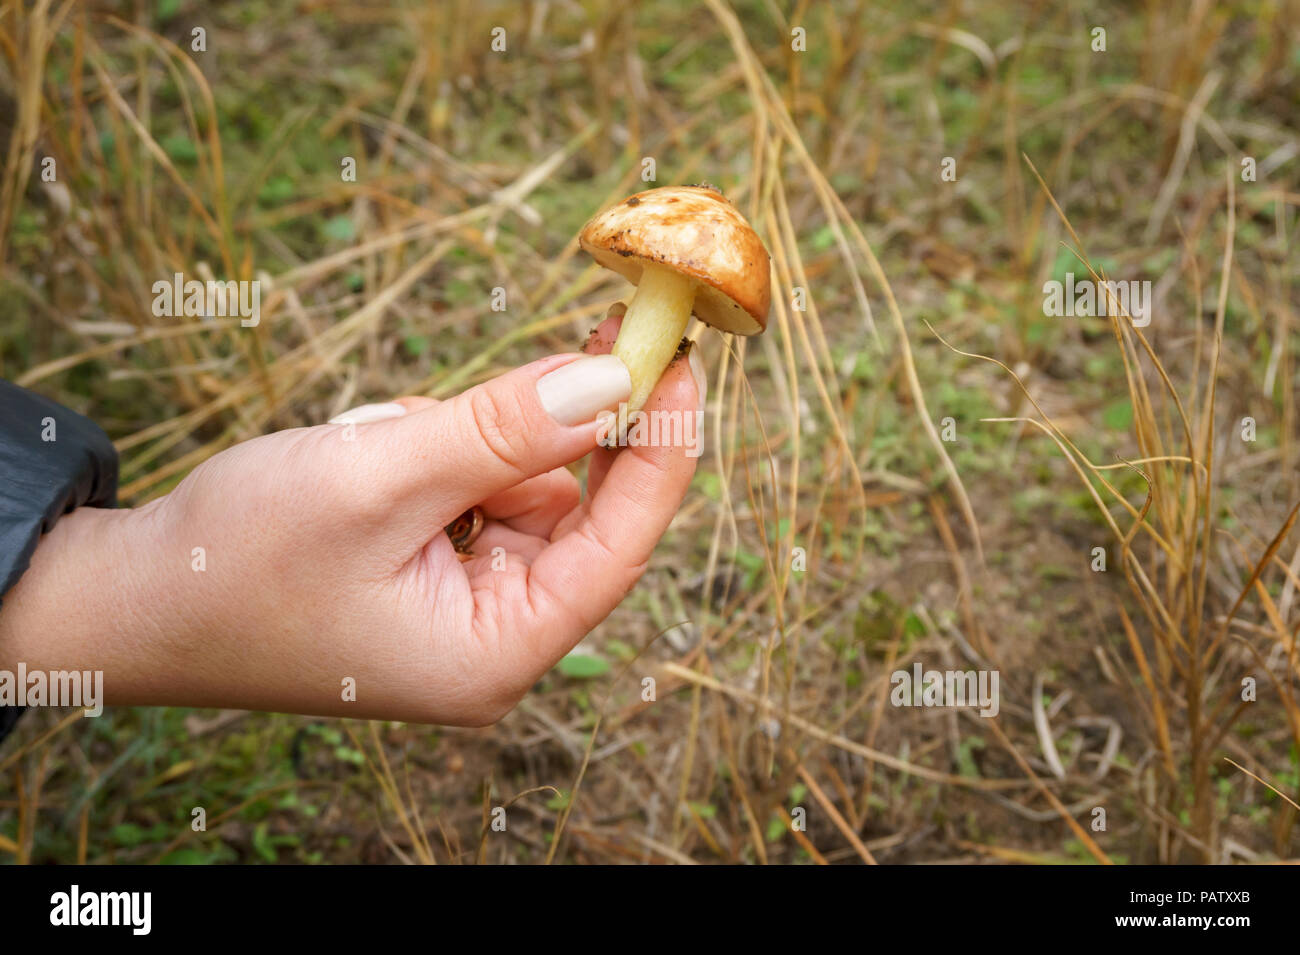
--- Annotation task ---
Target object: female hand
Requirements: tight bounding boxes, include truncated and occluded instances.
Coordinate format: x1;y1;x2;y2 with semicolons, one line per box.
0;315;705;726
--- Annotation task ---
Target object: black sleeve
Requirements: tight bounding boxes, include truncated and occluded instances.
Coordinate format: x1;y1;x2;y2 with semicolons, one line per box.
0;379;119;744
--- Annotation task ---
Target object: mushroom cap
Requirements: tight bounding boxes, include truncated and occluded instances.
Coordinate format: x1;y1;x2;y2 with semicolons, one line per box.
578;185;771;335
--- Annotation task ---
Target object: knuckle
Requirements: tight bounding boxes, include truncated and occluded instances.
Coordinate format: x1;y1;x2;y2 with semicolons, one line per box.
587;518;637;576
466;386;532;480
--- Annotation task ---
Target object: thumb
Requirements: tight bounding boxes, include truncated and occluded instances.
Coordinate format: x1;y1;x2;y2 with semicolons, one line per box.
372;352;630;528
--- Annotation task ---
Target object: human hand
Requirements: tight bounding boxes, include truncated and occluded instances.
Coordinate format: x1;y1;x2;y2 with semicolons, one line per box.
0;315;705;726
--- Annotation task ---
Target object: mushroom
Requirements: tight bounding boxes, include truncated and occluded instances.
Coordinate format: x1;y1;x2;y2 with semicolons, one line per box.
578;184;771;413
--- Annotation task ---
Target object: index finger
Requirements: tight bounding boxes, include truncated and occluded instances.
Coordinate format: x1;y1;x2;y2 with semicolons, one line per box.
491;342;705;669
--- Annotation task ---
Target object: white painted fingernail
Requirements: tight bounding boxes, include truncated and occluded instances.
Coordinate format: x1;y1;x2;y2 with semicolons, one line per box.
687;342;708;412
328;402;407;425
536;354;631;426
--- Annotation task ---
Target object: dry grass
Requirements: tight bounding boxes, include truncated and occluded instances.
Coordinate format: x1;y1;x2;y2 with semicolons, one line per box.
1;0;1298;864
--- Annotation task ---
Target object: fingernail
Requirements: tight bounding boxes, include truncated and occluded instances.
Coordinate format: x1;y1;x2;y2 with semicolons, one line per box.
536;354;631;426
687;342;708;412
583;302;627;354
328;402;407;425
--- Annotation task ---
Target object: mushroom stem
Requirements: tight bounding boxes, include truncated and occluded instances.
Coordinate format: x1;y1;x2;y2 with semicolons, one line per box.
612;262;695;412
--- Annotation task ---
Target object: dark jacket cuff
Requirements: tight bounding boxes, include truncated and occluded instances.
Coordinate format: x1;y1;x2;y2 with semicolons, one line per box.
0;379;119;743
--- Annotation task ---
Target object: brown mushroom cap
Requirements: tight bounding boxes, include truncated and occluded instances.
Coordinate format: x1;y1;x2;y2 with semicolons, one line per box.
578;185;771;335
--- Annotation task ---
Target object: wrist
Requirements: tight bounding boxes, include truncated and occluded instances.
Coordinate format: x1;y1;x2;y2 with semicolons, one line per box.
0;501;185;708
